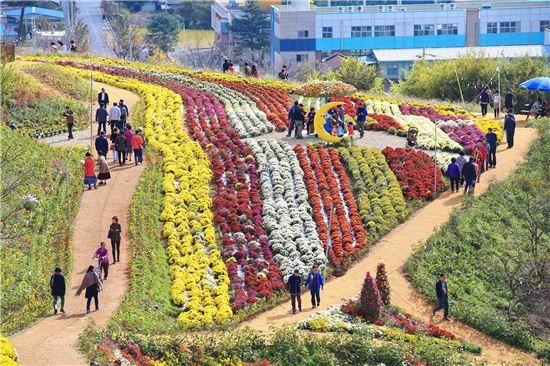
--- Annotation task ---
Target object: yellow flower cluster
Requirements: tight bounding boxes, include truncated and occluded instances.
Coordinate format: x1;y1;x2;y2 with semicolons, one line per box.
0;336;19;366
475;118;504;143
65;66;233;327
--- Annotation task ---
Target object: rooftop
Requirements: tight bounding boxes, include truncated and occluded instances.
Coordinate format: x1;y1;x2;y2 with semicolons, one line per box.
2;7;64;19
371;45;550;62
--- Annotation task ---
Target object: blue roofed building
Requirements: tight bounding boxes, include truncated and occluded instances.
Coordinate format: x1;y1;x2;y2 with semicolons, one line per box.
0;21;18;43
270;0;550;72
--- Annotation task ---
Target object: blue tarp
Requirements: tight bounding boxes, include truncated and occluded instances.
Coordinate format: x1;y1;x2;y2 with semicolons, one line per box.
2;7;64;19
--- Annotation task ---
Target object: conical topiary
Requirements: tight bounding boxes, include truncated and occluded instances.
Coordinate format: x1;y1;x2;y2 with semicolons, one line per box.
376;261;391;306
360;271;383;319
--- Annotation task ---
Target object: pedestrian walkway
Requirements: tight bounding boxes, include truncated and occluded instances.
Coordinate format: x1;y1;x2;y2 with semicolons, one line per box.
241;128;539;365
9;83;141;366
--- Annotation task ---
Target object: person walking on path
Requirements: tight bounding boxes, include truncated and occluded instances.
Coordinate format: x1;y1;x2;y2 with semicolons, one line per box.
455;151;467;187
447;158;461;193
486;128;498;168
473;140;487;183
287;101;298;137
287;269;302;314
293;104;305;139
97;155;111;185
62;106;74;140
108;216;122;263
93;242;110;281
355;102;367;138
123;124;134;162
503;109;516;149
75;265;102;314
95;131;109;157
82;152;97;190
119;100;129;129
115;131;128;166
492;90;500;119
98;88;109;106
95;104;108;135
131;130;144;165
432;274;450;321
50;267;66;314
504;89;513;111
306;107;316;135
305;265;324;308
480;87;490;117
109;102;121;135
110;128;120;163
462;157;477;194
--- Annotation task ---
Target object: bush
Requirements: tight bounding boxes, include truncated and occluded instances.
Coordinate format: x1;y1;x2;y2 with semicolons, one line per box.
360;272;383;319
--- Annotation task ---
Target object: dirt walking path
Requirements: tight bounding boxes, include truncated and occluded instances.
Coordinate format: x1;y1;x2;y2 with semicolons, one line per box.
241;128;539;365
10;82;141;366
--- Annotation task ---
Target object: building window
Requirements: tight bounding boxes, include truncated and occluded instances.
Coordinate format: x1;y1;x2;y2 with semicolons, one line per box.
351;26;371;38
296;54;309;62
487;22;497;34
298;30;309;38
500;21;520;33
374;25;395;37
414;24;435;36
350;49;368;56
437;23;458;35
387;65;399;76
540;20;550;32
322;27;333;38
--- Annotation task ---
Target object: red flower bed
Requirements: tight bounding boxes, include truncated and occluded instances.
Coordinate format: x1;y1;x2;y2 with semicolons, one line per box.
400;103;468;122
329;96;363;117
294;145;367;267
367;113;403;132
58;61;284;309
381;147;443;200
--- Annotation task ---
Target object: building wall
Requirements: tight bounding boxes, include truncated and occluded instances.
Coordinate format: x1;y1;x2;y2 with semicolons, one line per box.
479;7;549;46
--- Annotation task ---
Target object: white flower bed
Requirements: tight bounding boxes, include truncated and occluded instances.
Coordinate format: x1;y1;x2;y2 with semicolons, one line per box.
399;115;462;152
248;139;327;280
365;100;400;117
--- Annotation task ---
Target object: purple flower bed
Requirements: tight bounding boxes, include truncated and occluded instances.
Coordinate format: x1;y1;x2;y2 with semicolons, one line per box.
400;103;468;122
439;123;486;153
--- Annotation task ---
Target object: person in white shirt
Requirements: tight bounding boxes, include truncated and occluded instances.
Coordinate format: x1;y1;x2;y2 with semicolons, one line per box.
492;90;500;119
109;102;121;135
57;40;67;53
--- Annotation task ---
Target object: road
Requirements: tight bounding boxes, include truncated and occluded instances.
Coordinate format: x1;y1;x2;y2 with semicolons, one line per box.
77;0;115;57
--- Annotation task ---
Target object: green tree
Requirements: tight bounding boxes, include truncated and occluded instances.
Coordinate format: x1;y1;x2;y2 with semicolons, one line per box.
230;2;268;50
176;1;213;29
147;13;180;53
335;57;379;91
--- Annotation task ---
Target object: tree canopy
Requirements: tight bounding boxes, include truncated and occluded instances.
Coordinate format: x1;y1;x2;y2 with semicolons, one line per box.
230;2;269;50
147;13;180;53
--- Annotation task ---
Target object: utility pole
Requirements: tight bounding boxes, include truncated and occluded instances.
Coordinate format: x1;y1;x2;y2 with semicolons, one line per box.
433;122;437;197
89;71;94;150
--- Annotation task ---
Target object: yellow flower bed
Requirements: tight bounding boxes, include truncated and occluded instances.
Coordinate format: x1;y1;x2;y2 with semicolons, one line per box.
474;118;504;143
66;67;232;327
0;336;19;366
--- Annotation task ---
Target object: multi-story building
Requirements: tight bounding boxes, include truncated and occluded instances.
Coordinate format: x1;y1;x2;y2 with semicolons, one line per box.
270;0;550;73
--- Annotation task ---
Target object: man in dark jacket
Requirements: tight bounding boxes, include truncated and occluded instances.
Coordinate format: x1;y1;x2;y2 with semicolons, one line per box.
50;267;66;314
503;109;516;148
293;104;305;139
355;102;368;138
287;101;298;137
504;89;513;111
480;87;490;117
462;157;477;194
287;269;302;314
485;128;498;168
305;265;324;308
97;88;109;106
95;104;108;135
447;158;461;193
432;273;449;320
95;131;109;157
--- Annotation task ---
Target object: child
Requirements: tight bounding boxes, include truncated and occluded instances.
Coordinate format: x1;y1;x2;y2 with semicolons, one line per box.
50;267;66;314
305;265;324;308
287;269;302;314
97;155;111;185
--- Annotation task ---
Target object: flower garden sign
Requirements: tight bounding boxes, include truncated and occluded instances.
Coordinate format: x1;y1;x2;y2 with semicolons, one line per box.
314;101;350;143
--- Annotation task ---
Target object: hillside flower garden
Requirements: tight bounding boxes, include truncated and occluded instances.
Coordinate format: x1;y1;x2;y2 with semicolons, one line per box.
4;55;548;366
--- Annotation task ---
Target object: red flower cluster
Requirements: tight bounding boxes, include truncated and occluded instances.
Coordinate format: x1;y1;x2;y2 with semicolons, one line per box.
202;78;290;131
360;271;383;319
294;145;367;267
375;262;391;306
400;103;468;122
381;147;443;200
367;113;403;132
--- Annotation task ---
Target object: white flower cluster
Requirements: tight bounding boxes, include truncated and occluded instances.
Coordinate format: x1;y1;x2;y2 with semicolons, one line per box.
435;119;476;129
248;139;327;280
295;96;322;111
366;100;401;116
433;151;457;172
399;115;462;152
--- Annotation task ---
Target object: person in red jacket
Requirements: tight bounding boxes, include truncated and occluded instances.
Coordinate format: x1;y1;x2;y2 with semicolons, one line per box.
82;152;97;190
474;140;487;182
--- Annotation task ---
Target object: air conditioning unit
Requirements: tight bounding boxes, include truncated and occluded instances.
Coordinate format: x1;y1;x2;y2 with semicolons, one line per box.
347;6;353;12
400;7;407;12
378;5;385;12
387;5;395;11
356;6;363;12
338;6;344;12
449;3;456;9
440;4;446;10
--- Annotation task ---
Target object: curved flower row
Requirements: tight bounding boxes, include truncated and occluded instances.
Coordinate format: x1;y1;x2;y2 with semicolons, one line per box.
295;80;357;97
248;139;327;280
294;145;367;267
65;66;233;327
0;335;19;366
366;114;404;133
382;147;444;200
436;120;486;153
400;103;468;122
399;115;462;152
474;118;503;143
338;147;408;240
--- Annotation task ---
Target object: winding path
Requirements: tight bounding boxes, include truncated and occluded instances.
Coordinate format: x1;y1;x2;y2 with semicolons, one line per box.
9;82;140;366
242;127;539;365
